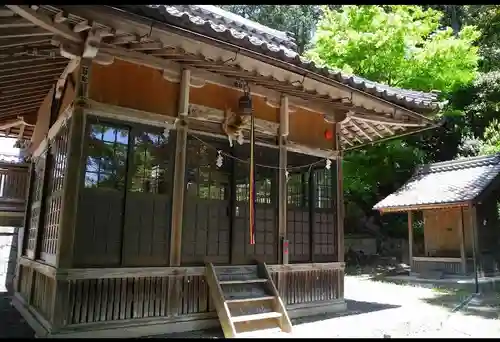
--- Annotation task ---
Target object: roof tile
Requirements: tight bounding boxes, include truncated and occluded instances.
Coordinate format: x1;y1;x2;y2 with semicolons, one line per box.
373;154;500;211
117;5;442;112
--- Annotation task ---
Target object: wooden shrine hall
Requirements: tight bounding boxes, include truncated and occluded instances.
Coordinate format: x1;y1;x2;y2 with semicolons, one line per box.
0;5;442;338
374;154;500;279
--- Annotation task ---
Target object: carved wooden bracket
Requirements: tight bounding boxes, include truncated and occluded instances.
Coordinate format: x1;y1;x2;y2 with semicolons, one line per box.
162;69;206;88
188;104;280;136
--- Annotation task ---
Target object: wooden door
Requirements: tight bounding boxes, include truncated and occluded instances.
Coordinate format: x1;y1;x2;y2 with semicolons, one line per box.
121;126;176;267
231;145;278;265
311;168;336;262
181;136;232;265
74;120;130;267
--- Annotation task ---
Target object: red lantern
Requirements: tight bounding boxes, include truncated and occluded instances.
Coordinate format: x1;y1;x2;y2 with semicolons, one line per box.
324;129;333;140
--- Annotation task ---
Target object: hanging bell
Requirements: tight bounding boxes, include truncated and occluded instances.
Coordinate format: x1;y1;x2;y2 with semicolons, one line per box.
238;93;253;116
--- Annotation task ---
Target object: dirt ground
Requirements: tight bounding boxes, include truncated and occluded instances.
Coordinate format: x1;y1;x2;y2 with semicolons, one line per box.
2;275;499;338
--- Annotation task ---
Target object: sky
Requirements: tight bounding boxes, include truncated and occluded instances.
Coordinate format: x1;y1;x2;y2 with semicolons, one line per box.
0;137;19;156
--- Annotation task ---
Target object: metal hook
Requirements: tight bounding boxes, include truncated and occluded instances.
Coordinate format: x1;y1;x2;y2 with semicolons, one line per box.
222;50;239;65
291;74;306;87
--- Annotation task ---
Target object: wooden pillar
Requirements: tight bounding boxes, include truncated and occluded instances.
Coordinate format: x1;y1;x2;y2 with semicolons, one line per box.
335;123;344;263
278;95;289;265
51;58;91;330
169;68;190;267
277;96;289;300
14;164;34;293
469;204;482;278
458;207;467;274
407;211;413;269
168;68;190;316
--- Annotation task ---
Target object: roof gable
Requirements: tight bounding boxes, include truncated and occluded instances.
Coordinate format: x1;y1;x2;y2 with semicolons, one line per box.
373;154;500;211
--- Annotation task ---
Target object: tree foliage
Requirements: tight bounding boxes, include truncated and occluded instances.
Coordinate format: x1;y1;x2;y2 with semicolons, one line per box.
220;5;324;54
306;5;480;93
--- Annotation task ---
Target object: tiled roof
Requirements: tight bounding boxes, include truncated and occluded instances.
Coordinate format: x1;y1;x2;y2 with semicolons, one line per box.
373;154;500;211
117;5;441;112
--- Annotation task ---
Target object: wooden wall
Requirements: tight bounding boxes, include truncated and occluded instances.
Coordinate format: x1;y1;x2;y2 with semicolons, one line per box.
89;59;337;150
423;207;472;256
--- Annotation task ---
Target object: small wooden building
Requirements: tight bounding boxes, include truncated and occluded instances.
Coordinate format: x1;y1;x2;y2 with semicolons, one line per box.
374;154;500;279
0;5;441;338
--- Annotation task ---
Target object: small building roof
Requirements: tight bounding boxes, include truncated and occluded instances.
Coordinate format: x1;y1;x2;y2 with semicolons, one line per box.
373;153;500;212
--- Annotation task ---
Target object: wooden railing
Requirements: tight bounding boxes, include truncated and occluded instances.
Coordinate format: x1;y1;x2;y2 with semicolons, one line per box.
16;258;345;330
0;161;29;215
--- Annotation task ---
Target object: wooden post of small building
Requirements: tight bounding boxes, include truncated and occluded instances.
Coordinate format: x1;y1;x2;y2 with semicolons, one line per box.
168;68;190;315
51;58;91;330
407;211;413;270
277;95;289;299
335;123;344;299
458;207;467;274
469;204;482;281
335;123;344;263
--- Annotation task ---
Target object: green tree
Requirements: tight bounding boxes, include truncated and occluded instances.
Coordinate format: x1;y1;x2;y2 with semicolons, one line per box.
306;5;480;94
305;6;480;234
220;5;328;54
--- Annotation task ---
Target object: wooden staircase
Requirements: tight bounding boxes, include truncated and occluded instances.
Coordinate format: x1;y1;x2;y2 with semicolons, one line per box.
205;262;292;338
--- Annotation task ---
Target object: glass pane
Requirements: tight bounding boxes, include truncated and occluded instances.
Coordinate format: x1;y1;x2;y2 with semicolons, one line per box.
128;129;172;194
84;122;129;190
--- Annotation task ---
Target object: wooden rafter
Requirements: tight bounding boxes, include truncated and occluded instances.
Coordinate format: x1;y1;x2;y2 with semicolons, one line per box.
349;119;373;142
363;121;385;139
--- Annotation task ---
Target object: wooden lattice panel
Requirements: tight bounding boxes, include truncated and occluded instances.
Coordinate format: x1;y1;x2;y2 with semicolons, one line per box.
40;121;71;264
312;168;336;262
25;154;46;254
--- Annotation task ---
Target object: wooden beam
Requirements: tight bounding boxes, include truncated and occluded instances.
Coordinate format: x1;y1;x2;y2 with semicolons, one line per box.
0;59;67;73
0;73;59;86
0;36;52;49
53;11;68;24
169;68;190;267
335;124;344;264
378;202;468;213
0;27;53;39
6;5;83;44
469;204;482;280
458;207;467;274
348;112;426;128
0;93;45;105
0;16;37;28
408;211;413;269
0;66;66;80
0;55;60;66
55;58;80;99
1;83;53;95
279;95;289;265
349;119;373;142
96;44;337;116
0;100;42;111
363;121;385;139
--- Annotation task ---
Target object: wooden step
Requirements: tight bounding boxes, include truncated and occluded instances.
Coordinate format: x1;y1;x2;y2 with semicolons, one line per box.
220;278;268;285
226;295;275;304
231;311;282;323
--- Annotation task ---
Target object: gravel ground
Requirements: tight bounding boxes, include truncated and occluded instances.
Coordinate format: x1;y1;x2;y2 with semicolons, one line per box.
2;275;499;338
268;276;500;338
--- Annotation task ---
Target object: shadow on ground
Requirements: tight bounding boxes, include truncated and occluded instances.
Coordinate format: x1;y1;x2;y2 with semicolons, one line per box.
159;300;401;338
0;292;34;338
422;290;500;320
